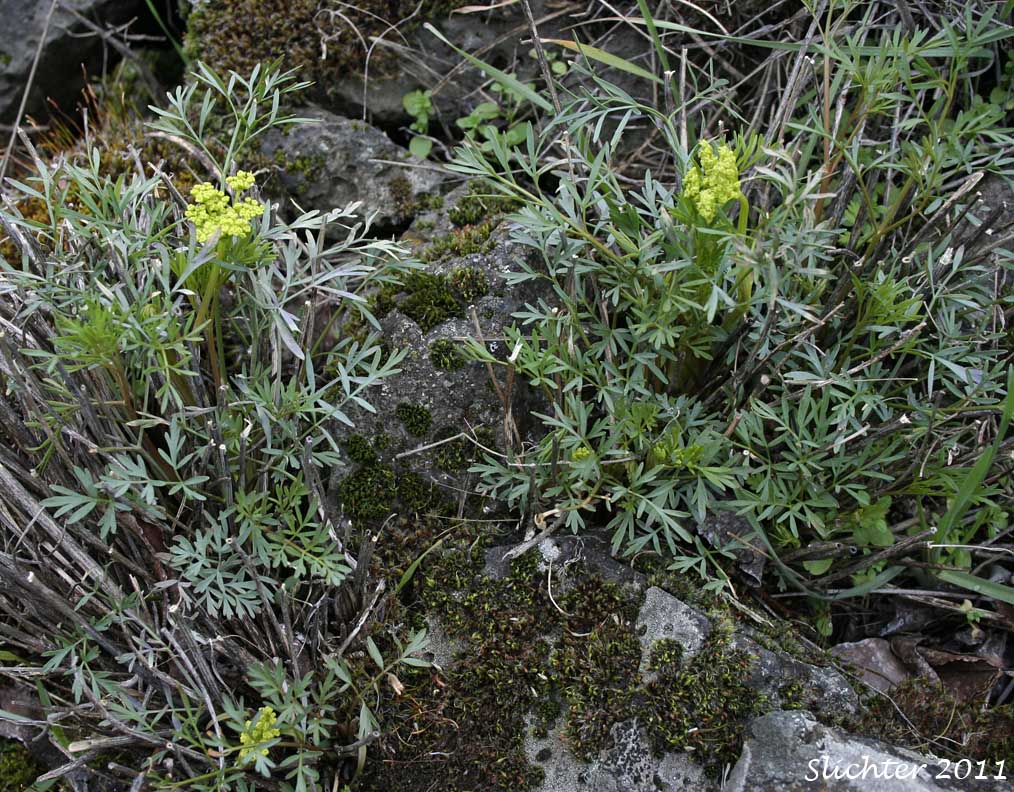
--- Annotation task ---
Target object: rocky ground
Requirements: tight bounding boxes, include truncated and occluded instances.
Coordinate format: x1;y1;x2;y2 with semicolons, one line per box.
1;1;1014;791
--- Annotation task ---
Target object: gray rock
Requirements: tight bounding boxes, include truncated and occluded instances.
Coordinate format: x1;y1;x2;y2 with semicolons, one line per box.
0;0;142;123
727;710;1014;791
260;106;446;230
526;718;715;792
635;585;856;717
635;586;710;682
422;615;463;670
733;634;858;717
329;182;551;521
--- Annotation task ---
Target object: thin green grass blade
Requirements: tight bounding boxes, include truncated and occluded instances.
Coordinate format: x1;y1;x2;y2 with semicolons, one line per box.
143;0;185;60
425;24;553;112
633;0;671;72
542;39;661;84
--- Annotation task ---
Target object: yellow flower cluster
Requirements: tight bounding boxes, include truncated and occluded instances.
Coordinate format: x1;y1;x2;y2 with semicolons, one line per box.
681;141;742;223
185;171;264;243
237;706;280;761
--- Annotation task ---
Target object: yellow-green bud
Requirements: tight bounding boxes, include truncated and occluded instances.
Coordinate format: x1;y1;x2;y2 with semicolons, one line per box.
185;178;264;243
237;706;280;762
681;141;742;223
571;446;593;462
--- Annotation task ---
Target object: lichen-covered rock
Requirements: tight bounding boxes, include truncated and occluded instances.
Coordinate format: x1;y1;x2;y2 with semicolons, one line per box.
634;585;856;719
325;182;551;529
636;586;711;678
732;633;858;717
726;710;1014;792
0;0;143;123
526;718;715;792
261;106;446;230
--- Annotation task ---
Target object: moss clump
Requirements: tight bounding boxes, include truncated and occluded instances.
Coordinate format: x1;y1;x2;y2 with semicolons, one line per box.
395;402;433;436
370;267;488;333
338;461;396;520
549;572;643;757
388;174;415;216
449;266;489;303
361;547;650;791
642;626;764;772
186;0;458;87
345;434;379;465
433;429;473;472
396;471;442;512
272;149;326;194
398;271;462;331
850;678;1014;763
429;338;465;371
0;739;43;791
777;681;807;710
448;185;519;227
343;434;446;519
390;175;445;216
360;548;550;791
422;221;496;263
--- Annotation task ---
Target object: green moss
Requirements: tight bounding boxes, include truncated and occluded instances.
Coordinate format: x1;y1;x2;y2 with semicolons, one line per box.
433;429;473;472
388;174;415;216
346;434;379;465
272;150;326;194
338;461;396;520
0;739;42;792
549;573;643;757
398;271;462;331
395;402;433;437
777;681;807;710
359;548;548;791
449;266;489;303
186;0;458;86
363;520;785;791
342;434;449;519
396;471;442;512
369;266;488;333
422;221;496;263
0;52;11;69
448;185;519;227
429;338;465;371
642;625;765;773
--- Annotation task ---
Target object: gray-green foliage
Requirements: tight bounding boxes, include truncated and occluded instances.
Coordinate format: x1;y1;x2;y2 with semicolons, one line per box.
454;1;1014;598
0;63;427;791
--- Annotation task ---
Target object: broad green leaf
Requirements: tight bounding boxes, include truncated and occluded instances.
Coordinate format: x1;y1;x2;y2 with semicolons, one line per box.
803;558;833;576
409;136;433;159
936;570;1014;607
